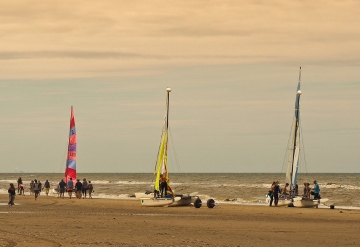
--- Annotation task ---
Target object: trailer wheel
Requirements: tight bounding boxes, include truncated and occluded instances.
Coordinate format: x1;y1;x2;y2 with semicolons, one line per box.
194;198;202;208
207;199;215;208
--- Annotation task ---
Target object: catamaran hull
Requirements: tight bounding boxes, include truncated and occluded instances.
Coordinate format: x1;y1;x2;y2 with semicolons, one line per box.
169;195;199;206
293;199;318;208
266;195;302;207
266;194;293;206
136;192;199;207
277;199;294;207
140;198;174;207
293;198;329;208
135;192;153;199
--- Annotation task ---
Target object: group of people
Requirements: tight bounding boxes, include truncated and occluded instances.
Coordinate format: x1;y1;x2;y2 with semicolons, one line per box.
17;177;51;199
57;177;93;199
303;180;321;200
8;177;52;206
267;180;321;206
7;176;94;206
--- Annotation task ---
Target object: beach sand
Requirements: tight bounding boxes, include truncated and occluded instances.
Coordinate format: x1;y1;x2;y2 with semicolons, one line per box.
1;194;360;247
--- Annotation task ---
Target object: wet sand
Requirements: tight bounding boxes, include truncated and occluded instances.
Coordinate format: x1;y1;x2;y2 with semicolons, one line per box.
1;194;360;247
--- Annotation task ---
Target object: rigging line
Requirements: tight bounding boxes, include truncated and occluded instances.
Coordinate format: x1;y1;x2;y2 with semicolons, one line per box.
151;127;164;186
149;124;165;192
299;125;309;174
281;117;295;177
168;126;181;173
59;141;68;174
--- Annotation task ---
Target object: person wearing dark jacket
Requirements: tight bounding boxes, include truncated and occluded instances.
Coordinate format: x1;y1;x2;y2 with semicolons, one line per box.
273;181;281;206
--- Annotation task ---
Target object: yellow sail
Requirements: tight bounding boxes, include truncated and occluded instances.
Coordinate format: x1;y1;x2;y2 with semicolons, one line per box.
155;127;168;191
154;88;171;194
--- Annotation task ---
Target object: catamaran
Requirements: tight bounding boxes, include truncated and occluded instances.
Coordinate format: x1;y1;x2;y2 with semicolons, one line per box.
137;88;214;208
65;106;77;184
53;106;77;196
266;67;327;207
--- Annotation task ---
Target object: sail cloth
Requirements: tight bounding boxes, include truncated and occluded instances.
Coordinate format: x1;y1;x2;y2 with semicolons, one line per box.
65;106;76;183
154;88;172;193
155;117;169;192
285;68;302;191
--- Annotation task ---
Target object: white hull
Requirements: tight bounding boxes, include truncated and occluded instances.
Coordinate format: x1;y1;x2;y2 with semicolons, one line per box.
169;195;199;206
293;198;329;208
136;192;199;207
139;194;198;207
277;199;294;207
293;199;318;208
266;195;302;207
140;197;175;207
135;192;153;199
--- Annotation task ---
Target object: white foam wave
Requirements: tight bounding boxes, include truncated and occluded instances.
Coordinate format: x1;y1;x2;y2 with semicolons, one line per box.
114;181;152;185
0;180;18;184
322;184;360;190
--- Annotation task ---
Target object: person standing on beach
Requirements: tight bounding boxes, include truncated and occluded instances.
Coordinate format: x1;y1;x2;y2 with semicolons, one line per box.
30;180;34;195
59;179;66;198
17;177;22;194
311;180;320;199
75;179;83;199
67;178;74;199
82;178;88;199
19;183;24;196
160;174;168;197
273;181;281;206
303;183;308;198
268;182;275;206
38;180;42;195
44;180;50;196
88;181;93;199
33;180;40;201
8;183;16;207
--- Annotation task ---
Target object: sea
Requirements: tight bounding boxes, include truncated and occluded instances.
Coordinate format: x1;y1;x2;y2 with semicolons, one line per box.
1;173;359;209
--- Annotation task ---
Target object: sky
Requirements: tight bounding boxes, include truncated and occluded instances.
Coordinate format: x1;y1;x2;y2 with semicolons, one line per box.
0;0;359;173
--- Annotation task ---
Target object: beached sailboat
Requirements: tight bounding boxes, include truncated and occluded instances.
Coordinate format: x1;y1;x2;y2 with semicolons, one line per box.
137;88;211;208
65;106;77;183
138;88;179;206
281;67;304;206
265;68;303;206
266;68;327;207
53;106;77;196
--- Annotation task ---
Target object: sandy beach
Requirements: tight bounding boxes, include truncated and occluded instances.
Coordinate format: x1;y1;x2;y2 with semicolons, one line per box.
1;194;360;247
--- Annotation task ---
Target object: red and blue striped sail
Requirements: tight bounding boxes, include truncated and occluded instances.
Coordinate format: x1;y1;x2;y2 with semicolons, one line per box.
65;106;76;183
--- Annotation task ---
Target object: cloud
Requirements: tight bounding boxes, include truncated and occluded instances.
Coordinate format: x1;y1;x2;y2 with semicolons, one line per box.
0;0;359;79
0;51;155;60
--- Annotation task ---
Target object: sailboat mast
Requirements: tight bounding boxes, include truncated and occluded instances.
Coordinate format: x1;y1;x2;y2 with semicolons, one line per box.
166;87;171;130
290;67;302;194
154;88;172;192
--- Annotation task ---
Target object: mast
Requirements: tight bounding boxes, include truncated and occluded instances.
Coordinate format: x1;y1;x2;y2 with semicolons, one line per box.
154;88;171;192
166;87;171;130
289;67;302;195
165;87;171;184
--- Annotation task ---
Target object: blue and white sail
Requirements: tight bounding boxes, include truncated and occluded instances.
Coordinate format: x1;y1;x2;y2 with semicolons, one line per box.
285;67;302;194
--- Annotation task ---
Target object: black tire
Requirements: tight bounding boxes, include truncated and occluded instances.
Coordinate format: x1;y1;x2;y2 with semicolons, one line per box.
207;199;215;208
194;198;202;208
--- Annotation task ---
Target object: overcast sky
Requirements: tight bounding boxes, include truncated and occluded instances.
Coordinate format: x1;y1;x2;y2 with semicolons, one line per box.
0;0;359;173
